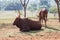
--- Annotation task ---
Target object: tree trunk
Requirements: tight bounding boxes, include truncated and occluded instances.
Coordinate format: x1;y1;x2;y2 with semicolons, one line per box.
58;10;60;22
24;7;26;18
57;4;60;22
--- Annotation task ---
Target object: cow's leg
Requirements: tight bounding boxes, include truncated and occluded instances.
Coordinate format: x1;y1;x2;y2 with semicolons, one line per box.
44;18;47;28
20;22;30;32
20;26;30;32
39;18;41;24
39;18;40;21
42;19;43;24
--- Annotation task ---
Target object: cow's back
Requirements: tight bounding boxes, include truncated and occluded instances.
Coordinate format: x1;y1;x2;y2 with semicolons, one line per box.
39;9;48;19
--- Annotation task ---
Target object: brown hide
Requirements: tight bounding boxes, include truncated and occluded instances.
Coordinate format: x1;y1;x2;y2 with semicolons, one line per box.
38;8;48;27
13;17;42;32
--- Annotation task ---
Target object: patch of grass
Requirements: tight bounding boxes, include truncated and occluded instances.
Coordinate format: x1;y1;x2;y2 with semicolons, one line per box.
0;18;14;24
0;18;14;28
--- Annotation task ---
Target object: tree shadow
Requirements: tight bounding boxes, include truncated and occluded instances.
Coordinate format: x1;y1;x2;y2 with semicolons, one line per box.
46;26;60;31
29;29;44;33
17;26;60;36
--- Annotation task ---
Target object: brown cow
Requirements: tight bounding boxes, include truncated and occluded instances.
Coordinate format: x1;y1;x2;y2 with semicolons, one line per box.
37;8;48;27
13;10;42;32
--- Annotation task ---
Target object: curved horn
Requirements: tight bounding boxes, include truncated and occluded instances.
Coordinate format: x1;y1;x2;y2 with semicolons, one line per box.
17;10;20;18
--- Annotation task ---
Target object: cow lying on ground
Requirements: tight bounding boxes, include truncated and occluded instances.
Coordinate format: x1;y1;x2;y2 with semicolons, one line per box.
13;17;42;32
37;8;48;27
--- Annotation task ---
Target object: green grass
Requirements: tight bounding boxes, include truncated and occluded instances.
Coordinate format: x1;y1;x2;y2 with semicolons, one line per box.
0;18;14;24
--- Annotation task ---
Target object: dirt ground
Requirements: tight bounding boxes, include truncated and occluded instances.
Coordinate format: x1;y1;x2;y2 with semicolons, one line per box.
0;19;60;40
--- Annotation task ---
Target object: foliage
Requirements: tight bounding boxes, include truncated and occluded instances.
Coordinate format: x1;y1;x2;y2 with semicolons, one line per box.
49;6;58;13
28;3;37;11
28;0;51;11
39;0;50;10
5;3;23;10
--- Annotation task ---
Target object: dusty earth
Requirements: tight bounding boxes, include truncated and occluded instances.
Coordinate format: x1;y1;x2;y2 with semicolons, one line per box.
0;19;60;40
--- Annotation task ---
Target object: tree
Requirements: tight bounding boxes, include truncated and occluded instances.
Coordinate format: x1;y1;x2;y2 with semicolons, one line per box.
55;0;60;22
20;0;29;18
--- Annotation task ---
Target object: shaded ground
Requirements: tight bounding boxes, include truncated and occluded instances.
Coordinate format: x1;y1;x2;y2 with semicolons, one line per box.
0;19;60;40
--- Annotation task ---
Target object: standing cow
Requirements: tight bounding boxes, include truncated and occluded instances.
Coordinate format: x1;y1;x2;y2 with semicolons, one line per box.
37;8;48;27
13;10;42;32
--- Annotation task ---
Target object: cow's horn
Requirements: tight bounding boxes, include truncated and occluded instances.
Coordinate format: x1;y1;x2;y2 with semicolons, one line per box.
17;10;21;18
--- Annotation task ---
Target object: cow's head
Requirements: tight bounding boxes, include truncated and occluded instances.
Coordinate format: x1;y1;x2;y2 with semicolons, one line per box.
13;10;21;25
13;17;21;27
